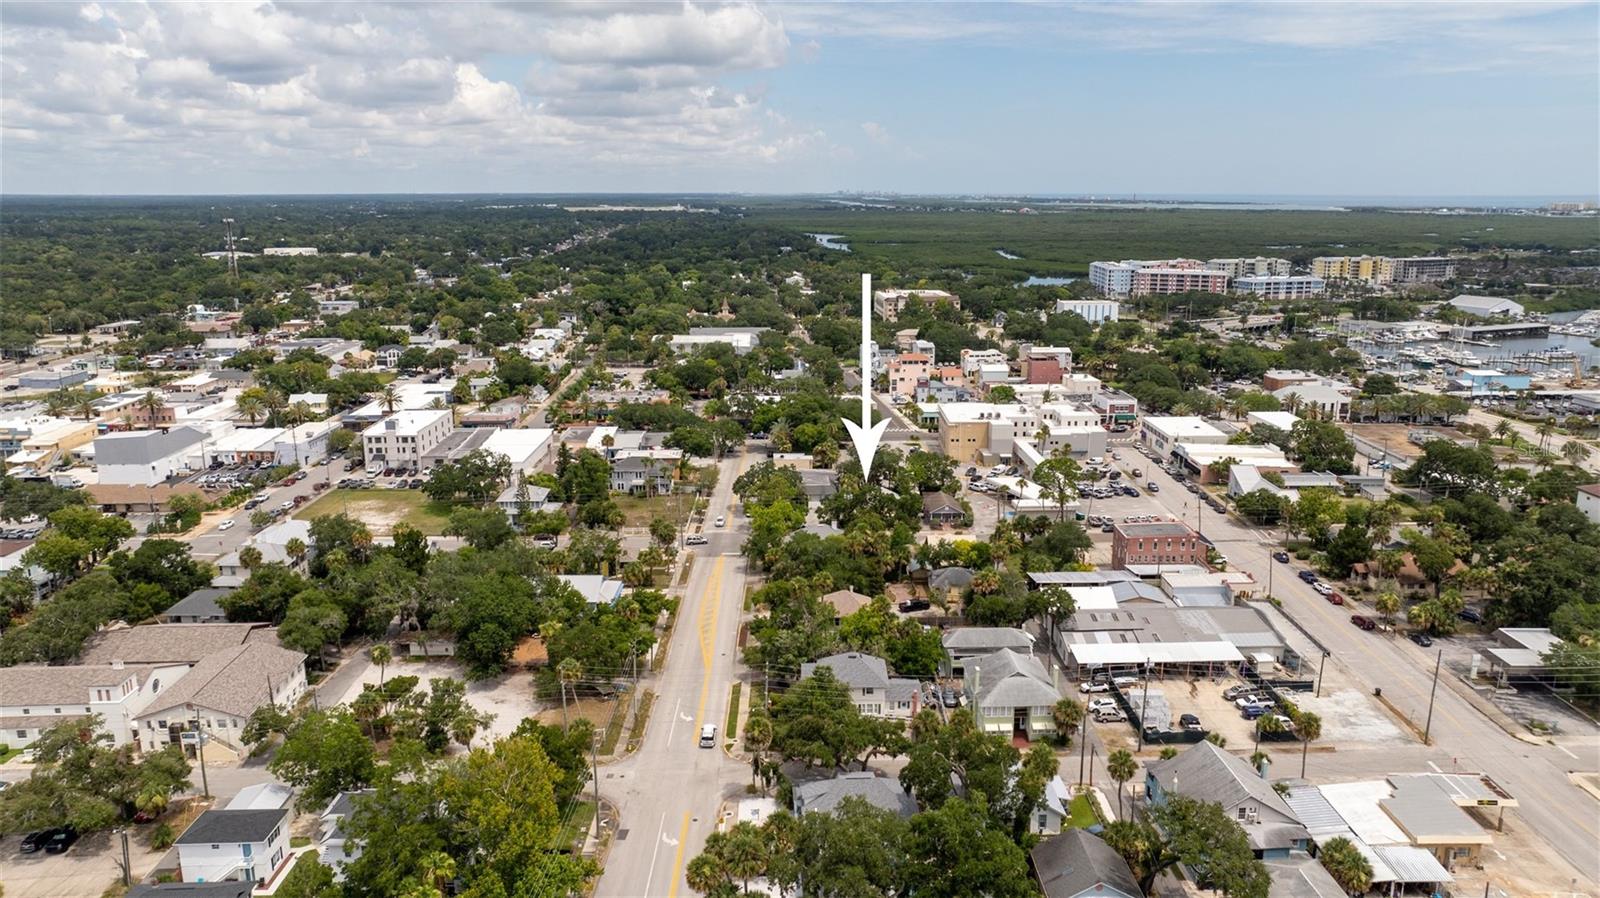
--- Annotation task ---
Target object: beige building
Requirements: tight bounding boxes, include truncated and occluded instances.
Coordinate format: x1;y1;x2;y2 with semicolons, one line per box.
1311;255;1396;284
873;288;959;322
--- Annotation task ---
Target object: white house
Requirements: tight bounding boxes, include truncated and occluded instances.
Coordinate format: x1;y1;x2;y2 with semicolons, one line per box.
215;519;314;579
317;790;377;883
556;574;626;606
175;807;293;887
963;648;1061;740
133;642;307;756
799;652;920;719
1577;484;1600;525
0;663;188;750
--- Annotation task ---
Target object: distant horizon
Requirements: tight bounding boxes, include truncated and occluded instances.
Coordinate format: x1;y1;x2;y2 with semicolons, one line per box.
4;191;1595;209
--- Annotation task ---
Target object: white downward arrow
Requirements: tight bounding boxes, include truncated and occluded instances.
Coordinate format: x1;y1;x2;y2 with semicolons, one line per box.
843;272;890;481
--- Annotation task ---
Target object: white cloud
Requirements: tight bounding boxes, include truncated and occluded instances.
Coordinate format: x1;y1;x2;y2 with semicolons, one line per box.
860;121;891;145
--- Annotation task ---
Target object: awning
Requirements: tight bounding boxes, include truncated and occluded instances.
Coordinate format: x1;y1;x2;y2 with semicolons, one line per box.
1371;845;1452;884
1066;641;1245;667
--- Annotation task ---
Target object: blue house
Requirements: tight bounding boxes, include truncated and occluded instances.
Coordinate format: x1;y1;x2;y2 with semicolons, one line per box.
1144;741;1310;861
1447;368;1531;396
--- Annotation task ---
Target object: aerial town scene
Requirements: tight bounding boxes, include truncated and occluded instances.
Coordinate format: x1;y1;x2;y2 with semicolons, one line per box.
0;3;1597;898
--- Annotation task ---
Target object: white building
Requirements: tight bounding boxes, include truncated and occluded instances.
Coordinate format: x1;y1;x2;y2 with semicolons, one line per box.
0;663;187;750
1233;275;1327;300
1052;298;1120;323
175;807;294;887
1445;295;1524;318
800;652;921;719
480;427;556;474
1088;261;1136;296
1139;416;1227;459
133;642;308;756
1576;484;1600;525
275;420;339;466
1245;410;1301;433
262;246;318;256
667;327;768;356
872;288;959;321
93;427;208;486
1206;257;1291;278
206;427;284;466
362;409;453;471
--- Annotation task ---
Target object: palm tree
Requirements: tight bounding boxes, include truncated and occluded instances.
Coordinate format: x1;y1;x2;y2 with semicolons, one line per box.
1254;713;1285;752
1107;748;1137;818
264;389;288;426
1536;419;1557;456
1493;419;1513;443
237;394;265;426
1051;698;1085;742
369;644;392;686
1248;749;1271;778
76;394;98;422
284;537;308;568
1374;590;1402;628
1297;711;1323;777
557;657;583;728
380;385;400;414
415;850;455;898
1562;440;1591;467
139;390;163;427
1318;835;1374;895
237;546;263;570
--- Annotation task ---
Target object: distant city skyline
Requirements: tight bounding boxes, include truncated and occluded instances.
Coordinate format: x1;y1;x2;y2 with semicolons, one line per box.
2;2;1596;197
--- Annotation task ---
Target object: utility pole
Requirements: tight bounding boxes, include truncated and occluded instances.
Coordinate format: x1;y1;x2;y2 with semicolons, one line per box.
191;707;210;798
1315;651;1329;698
590;723;603;841
118;829;131;886
1077;709;1089;789
1423;649;1443;745
1136;665;1153;751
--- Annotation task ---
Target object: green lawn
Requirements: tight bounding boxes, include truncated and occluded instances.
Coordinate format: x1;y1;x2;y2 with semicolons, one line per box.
1066;792;1099;829
553;800;597;852
612;492;696;529
0;745;21;764
293;488;453;535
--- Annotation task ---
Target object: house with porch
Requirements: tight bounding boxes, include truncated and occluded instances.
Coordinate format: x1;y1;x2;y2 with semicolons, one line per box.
1145;741;1311;859
800;652;920;719
963;648;1061;741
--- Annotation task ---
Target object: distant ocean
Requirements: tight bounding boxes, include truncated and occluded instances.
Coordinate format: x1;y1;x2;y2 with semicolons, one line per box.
1003;193;1595;209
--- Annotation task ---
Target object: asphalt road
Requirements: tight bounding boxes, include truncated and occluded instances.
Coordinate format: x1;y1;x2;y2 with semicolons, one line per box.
1128;451;1600;885
178;460;346;561
594;453;750;898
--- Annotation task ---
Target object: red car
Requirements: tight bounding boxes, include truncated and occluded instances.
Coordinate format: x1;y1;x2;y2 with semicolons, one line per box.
1326;590;1345;605
1350;615;1376;631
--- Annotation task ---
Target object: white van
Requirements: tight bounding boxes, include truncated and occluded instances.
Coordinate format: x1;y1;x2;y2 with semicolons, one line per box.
698;724;717;748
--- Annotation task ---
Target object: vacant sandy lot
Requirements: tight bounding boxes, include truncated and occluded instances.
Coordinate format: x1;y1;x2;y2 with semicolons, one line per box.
295;488;450;536
333;657;541;744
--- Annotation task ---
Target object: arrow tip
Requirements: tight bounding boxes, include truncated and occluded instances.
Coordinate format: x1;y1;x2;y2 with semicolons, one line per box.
843;417;891;481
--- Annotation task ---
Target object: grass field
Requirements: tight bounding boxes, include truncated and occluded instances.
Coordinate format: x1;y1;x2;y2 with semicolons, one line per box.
294;488;452;535
1066;792;1100;829
612;492;695;529
745;205;1599;277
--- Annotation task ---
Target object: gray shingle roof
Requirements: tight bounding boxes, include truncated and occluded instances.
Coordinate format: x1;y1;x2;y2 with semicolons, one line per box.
0;664;154;704
161;588;233;621
793;772;917;818
801;652;890;690
135;641;306;719
177;808;288;845
78;623;272;665
1147;741;1298;822
968;648;1060;708
127;884;254;898
1031;829;1143;898
942;627;1033;652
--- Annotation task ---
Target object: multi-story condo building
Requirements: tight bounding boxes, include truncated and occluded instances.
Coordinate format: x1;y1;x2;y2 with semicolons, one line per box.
1130;267;1230;297
362;409;453;471
1206;257;1291;278
1391;256;1456;284
937;401;1104;464
872;289;959;322
1232;275;1327;299
886;352;932;398
1088;261;1137;296
1311;255;1396;284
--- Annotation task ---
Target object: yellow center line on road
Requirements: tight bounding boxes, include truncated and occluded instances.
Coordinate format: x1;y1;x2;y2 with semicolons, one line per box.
665;811;692;898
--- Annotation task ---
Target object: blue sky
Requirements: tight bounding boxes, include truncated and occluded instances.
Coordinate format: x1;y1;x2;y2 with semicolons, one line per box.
1;2;1596;198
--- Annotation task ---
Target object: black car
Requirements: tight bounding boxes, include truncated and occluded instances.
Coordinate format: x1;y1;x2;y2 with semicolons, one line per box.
44;827;78;854
1297;570;1318;584
20;829;55;853
898;599;931;613
940;687;960;708
408;478;425;489
1410;632;1434;647
1179;713;1202;732
1273;551;1290;563
1458;608;1484;624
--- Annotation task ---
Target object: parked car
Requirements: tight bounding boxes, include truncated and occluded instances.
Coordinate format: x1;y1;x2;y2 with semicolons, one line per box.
1130;468;1143;478
1350;615;1377;631
1110;675;1140;688
531;538;558;549
1093;707;1127;723
1458;608;1484;624
1233;695;1268;709
44;827;79;854
1272;551;1290;563
898;598;931;613
1178;713;1202;732
685;534;708;546
1297;570;1318;584
1146;482;1159;492
1078;682;1111;694
1087;698;1118;713
1101;522;1114;533
941;687;961;708
1409;632;1434;647
20;829;56;853
1241;704;1270;720
1222;685;1250;701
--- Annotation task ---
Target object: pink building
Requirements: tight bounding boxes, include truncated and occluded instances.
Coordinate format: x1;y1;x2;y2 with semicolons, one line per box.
888;353;932;397
1131;268;1230;297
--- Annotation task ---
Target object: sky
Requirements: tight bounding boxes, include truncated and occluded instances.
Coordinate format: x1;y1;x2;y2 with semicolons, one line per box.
1;1;1597;198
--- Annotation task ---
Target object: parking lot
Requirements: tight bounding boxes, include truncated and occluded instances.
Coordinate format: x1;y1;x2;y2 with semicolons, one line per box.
1;827;171;898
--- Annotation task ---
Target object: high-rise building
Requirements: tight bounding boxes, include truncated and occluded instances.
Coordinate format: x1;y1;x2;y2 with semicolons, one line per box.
1206;257;1291;278
1311;255;1396;284
1390;256;1456;284
1130;267;1230;297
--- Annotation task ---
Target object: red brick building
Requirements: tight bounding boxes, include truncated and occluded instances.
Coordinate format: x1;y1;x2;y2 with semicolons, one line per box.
1111;521;1207;570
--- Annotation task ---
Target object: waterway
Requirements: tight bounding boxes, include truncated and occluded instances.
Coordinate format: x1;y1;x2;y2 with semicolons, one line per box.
995;249;1022;260
807;233;850;251
1016;276;1077;287
1363;331;1600;372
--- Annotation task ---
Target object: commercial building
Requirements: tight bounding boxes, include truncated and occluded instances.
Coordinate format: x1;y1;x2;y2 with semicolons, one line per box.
1173;442;1295;483
1272;383;1354;421
1138;416;1227;459
1233;275;1326;300
1206;257;1291;278
1445;295;1524;318
19;367;92;390
93;426;208;486
262;246;318;256
872;288;959;321
1111;521;1207;570
1052;297;1120;323
667;326;768;355
362;409;453;471
887;352;932;397
937;402;1105;465
1445;368;1531;396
